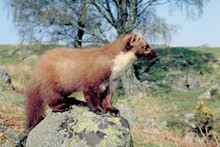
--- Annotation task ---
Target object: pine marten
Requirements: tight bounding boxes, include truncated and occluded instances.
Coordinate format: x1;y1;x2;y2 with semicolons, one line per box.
25;33;158;132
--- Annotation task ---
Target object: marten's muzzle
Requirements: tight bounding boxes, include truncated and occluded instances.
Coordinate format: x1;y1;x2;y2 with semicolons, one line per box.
145;48;159;60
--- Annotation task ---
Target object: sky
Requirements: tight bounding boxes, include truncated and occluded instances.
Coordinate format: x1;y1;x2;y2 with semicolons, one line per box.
0;1;220;47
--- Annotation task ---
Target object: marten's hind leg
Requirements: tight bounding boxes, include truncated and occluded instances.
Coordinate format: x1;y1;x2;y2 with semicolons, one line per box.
50;101;70;112
45;90;71;112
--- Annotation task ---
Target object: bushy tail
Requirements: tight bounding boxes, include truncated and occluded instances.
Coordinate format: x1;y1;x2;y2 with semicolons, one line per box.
25;86;45;133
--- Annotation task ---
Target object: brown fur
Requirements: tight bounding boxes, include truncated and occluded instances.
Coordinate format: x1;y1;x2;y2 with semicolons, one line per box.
25;33;158;132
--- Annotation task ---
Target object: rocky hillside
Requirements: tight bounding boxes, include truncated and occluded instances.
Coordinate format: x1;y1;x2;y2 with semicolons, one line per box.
0;45;220;146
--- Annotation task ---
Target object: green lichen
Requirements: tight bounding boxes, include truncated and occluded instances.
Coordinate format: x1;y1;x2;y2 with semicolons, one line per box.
32;106;132;147
75;120;99;133
106;117;122;126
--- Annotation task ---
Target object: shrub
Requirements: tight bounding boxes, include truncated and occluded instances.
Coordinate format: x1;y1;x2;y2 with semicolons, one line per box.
193;101;220;146
194;101;214;136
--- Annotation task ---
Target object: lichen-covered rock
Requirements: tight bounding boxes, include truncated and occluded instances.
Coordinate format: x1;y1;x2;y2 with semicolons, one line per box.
26;106;133;147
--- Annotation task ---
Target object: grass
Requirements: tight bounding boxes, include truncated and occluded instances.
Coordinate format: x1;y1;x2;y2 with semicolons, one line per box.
126;92;220;146
0;45;17;54
0;100;24;131
0;82;25;140
0;44;220;146
131;125;219;146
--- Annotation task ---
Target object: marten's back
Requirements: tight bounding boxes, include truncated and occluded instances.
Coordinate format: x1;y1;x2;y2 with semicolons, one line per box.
28;48;114;92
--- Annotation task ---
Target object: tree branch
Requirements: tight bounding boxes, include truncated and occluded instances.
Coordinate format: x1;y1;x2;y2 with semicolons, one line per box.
137;0;170;17
91;0;115;27
71;22;109;43
106;0;116;24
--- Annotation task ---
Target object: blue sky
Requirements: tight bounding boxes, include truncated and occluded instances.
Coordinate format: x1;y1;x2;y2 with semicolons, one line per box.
0;1;220;47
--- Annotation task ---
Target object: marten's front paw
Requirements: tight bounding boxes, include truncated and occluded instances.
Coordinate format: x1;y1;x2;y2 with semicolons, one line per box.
106;107;120;117
90;107;105;115
94;109;104;115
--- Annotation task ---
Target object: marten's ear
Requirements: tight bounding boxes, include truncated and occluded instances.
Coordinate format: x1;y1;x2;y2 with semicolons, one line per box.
125;33;138;51
130;33;138;45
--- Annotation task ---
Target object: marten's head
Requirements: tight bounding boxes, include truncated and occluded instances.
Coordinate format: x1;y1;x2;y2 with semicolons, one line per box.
123;33;158;60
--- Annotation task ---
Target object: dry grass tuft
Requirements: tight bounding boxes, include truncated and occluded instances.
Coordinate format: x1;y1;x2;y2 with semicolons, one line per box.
131;125;189;146
131;125;218;147
1;64;32;93
0;102;25;133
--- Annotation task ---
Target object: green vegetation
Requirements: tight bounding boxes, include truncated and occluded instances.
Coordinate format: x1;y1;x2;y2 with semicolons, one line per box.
0;44;220;146
135;47;216;82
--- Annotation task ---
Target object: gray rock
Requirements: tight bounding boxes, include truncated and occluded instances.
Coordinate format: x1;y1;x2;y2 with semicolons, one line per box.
26;106;133;147
23;55;39;63
143;81;158;90
6;50;16;56
199;84;220;99
168;59;188;68
16;48;35;57
121;66;146;98
183;113;194;123
187;73;203;90
121;67;157;99
189;123;197;130
0;68;11;84
1;129;26;147
3;47;35;58
163;71;203;91
116;104;137;124
144;118;153;128
161;121;168;128
138;73;152;82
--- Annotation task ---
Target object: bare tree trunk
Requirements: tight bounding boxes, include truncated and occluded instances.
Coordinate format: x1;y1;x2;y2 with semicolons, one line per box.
74;0;87;47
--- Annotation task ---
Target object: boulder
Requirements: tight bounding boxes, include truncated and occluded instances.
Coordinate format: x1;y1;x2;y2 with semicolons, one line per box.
5;50;16;56
163;71;203;91
121;66;157;99
143;118;153;128
16;48;35;57
1;129;26;147
183;113;194;123
137;72;152;82
26;106;133;147
167;59;188;68
0;68;11;84
187;73;203;90
121;66;146;98
199;84;220;99
116;104;137;124
23;55;39;63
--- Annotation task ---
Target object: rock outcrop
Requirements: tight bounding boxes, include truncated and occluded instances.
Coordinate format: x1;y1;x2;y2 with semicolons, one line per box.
163;71;203;91
199;84;220;99
26;105;133;147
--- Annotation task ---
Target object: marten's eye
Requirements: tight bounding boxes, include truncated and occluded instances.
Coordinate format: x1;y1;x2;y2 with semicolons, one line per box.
144;45;150;50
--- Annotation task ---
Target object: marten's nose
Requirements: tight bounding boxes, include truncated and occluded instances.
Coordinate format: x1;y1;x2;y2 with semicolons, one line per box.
151;49;159;57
